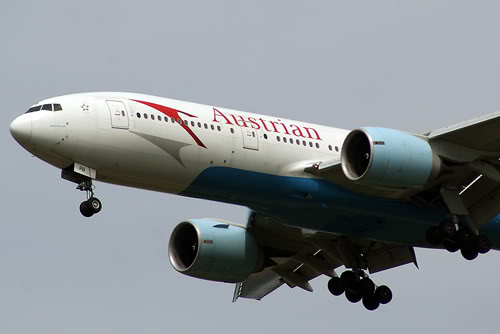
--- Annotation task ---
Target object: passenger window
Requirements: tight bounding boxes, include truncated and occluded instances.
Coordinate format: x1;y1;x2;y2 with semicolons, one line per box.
122;111;125;116
328;145;332;151
264;134;268;139
283;137;287;143
210;124;215;130
309;142;313;147
184;120;188;126
296;139;300;145
277;136;281;142
335;146;339;152
136;113;141;118
164;116;168;122
198;122;201;128
316;143;320;148
303;140;306;146
53;104;62;111
171;117;175;123
230;128;234;133
42;104;52;111
151;114;155;120
144;113;148;119
158;116;161;122
204;124;208;129
191;121;195;127
217;126;221;131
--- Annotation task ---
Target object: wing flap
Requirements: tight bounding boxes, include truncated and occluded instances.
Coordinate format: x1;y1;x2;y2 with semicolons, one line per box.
459;173;500;227
233;269;284;302
233;259;324;302
364;244;417;274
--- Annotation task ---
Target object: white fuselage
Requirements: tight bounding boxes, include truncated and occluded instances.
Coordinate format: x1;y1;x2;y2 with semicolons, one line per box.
12;92;348;195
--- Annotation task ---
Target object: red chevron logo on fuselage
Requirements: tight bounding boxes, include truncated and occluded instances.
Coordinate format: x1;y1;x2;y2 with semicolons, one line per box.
132;99;207;148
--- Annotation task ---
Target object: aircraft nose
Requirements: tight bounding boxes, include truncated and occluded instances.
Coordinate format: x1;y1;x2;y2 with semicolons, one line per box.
10;114;32;145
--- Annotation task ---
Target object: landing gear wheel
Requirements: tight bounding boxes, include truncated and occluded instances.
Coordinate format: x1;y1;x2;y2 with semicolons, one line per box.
340;271;357;290
375;285;392;305
460;246;479;261
80;201;93;218
456;229;474;247
327;277;345;296
88;197;102;214
362;294;380;311
443;239;460;253
345;290;362;303
426;226;443;246
359;277;375;297
476;235;491;254
440;220;456;239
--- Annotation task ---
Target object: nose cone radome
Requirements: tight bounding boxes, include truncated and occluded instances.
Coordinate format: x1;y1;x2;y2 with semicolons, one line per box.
10;114;32;145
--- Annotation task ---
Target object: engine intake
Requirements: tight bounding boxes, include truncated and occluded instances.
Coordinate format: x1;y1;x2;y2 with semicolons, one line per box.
168;219;263;283
341;127;440;189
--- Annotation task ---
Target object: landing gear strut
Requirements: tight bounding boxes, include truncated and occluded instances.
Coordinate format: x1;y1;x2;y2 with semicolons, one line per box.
77;179;102;218
327;269;393;311
426;218;491;261
430;186;492;261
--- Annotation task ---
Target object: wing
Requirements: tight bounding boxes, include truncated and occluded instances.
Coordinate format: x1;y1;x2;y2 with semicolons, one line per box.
302;111;500;230
232;211;417;302
426;110;500;152
424;113;500;229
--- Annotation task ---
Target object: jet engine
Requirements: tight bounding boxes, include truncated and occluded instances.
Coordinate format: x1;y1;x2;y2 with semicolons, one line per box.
168;219;264;283
341;127;441;189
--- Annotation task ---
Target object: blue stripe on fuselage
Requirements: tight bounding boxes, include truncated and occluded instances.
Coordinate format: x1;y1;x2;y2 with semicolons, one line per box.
181;167;500;249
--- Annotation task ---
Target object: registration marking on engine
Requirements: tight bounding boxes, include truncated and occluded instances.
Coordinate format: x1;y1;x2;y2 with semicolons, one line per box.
202;240;214;244
373;141;385;145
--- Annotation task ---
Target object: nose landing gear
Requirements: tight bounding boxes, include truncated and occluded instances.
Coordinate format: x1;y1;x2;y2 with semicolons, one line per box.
61;165;103;218
77;180;102;218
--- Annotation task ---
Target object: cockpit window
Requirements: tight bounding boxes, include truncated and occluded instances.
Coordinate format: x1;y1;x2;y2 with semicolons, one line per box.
26;105;41;113
25;103;63;114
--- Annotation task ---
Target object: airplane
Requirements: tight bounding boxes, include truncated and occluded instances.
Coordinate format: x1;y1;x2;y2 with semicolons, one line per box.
9;92;500;311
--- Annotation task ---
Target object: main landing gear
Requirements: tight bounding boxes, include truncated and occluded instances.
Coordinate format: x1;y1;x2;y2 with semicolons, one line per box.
77;179;102;218
327;270;392;311
426;218;491;261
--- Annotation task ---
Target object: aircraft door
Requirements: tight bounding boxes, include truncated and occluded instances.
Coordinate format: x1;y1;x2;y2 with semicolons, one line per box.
106;100;129;129
241;128;259;150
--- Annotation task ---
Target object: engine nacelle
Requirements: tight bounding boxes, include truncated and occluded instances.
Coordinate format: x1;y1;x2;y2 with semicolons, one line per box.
168;219;263;283
341;127;441;189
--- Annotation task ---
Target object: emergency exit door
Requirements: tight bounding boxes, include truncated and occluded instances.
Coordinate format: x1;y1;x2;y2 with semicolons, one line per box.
106;100;129;129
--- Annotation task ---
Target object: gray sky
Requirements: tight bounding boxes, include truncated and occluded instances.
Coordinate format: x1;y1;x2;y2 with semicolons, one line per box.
2;1;500;333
